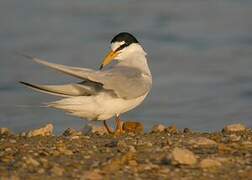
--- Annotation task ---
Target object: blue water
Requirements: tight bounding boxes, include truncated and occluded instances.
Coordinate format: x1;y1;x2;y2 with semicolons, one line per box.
1;0;252;134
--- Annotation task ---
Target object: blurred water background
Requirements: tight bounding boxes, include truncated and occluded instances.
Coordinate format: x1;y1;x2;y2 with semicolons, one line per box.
1;0;252;134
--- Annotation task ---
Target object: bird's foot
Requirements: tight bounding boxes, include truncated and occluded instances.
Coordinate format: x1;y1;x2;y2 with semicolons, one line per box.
114;119;125;136
103;120;113;134
103;117;125;135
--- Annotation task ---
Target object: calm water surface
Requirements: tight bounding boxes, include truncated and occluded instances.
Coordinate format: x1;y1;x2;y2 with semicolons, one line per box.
1;0;252;134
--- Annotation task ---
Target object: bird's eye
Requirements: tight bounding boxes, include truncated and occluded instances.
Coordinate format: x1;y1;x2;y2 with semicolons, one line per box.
115;43;128;52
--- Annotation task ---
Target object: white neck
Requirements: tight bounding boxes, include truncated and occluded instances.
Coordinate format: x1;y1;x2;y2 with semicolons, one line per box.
116;52;151;76
114;43;151;76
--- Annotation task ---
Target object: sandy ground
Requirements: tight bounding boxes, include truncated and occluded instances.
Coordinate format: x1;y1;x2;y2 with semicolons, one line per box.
0;123;251;180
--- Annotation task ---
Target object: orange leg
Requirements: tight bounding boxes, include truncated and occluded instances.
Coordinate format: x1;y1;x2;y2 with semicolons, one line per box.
103;120;112;134
114;114;124;134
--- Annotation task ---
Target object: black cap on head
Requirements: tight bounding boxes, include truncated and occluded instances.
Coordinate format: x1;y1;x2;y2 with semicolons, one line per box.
111;32;139;45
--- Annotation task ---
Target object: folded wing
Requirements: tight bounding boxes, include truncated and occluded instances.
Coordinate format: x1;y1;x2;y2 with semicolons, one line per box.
19;81;100;97
22;55;152;99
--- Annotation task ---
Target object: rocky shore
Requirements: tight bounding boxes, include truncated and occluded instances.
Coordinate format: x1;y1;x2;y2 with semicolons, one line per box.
0;123;251;179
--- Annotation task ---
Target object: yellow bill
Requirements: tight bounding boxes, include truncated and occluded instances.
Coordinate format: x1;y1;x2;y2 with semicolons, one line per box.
100;50;119;70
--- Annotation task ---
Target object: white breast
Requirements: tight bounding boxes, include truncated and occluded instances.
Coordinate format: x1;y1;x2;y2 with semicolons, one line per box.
96;92;149;120
51;92;149;121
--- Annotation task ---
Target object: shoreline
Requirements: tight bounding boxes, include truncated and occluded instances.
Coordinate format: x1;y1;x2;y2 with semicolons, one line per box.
0;123;251;179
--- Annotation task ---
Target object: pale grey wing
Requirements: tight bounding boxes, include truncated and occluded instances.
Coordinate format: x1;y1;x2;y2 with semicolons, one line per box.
19;81;101;97
89;67;152;99
28;56;150;99
32;57;96;80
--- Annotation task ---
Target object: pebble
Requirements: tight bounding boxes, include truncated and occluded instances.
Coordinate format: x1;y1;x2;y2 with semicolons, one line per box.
200;158;221;169
240;169;252;179
117;140;128;152
105;140;118;148
183;128;192;133
1;175;20;180
82;124;109;135
122;121;144;134
242;141;252;147
69;135;80;140
5;147;12;152
165;125;178;134
25;123;53;137
9;139;17;143
138;163;160;171
37;168;45;174
145;142;153;147
171;147;197;165
81;169;103;180
0;124;251;179
128;145;137;153
189;137;217;147
117;139;136;153
1;155;14;163
56;146;73;155
151;124;166;133
23;156;40;167
128;160;138;166
223;123;246;133
63;128;82;137
50;165;64;176
228;134;241;142
0;128;12;135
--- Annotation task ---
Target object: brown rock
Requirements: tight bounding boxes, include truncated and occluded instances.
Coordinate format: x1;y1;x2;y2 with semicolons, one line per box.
116;140;137;153
63;128;82;136
189;137;217;147
240;169;252;179
200;158;221;169
183;128;192;133
151;124;166;133
218;143;232;152
128;160;138;166
37;168;45;174
1;155;14;164
82;124;109;135
171;148;197;165
56;143;73;155
102;152;136;172
122;121;144;134
228;134;241;142
1;175;20;180
25;123;53;137
50;165;64;176
23;156;40;167
223;123;246;133
0;128;12;135
81;169;103;180
165;125;178;134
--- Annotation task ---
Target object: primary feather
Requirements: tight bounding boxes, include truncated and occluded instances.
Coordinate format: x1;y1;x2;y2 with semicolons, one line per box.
19;81;100;97
24;56;151;99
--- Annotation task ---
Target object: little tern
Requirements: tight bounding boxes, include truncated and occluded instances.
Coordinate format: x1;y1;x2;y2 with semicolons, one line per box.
20;32;152;133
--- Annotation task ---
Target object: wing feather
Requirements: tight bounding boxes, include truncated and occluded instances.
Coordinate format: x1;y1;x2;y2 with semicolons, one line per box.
23;55;151;99
19;81;98;97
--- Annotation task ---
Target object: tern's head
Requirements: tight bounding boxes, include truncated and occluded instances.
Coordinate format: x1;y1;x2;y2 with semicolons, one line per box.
100;32;146;70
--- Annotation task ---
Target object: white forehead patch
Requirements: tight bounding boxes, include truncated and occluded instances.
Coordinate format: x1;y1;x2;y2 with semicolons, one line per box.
111;41;126;51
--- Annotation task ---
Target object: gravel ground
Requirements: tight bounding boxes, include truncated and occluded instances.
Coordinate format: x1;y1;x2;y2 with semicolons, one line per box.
0;123;251;180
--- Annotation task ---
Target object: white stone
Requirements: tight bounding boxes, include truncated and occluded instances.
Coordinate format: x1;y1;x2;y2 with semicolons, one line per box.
189;137;217;147
26;123;53;137
151;124;166;133
82;124;109;135
0;128;11;135
50;165;64;176
200;158;221;169
23;156;40;167
223;123;246;133
171;147;197;165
